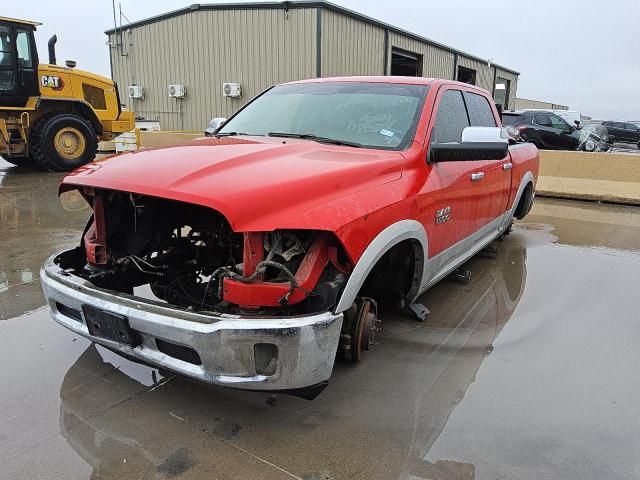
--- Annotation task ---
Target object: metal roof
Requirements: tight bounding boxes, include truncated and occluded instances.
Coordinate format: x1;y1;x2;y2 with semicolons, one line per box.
104;1;519;76
0;16;42;27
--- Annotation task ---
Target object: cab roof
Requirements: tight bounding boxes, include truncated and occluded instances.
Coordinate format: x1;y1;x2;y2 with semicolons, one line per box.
0;17;42;27
284;76;493;96
287;76;436;86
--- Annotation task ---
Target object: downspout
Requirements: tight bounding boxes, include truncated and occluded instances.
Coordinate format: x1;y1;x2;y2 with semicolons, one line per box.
492;66;497;97
316;6;322;77
383;29;389;75
452;52;458;80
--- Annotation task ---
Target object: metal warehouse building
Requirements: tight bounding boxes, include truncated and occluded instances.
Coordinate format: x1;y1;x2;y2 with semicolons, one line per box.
106;1;520;131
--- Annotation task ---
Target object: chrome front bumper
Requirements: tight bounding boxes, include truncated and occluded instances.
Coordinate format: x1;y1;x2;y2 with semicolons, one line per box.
41;253;343;396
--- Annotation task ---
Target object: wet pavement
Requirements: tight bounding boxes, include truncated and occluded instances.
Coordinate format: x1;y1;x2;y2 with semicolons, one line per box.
1;158;640;480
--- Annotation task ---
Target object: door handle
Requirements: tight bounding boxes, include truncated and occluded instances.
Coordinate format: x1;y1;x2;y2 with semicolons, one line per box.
470;172;485;181
502;162;513;170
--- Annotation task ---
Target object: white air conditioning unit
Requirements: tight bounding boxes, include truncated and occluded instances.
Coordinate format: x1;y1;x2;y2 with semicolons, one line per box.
168;84;186;98
128;85;144;99
222;82;241;98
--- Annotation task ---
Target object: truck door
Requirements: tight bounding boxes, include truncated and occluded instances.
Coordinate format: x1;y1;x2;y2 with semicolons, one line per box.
462;90;512;223
420;88;511;257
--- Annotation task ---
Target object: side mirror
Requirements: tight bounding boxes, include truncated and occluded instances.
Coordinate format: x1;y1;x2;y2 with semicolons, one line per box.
429;127;509;163
204;117;227;136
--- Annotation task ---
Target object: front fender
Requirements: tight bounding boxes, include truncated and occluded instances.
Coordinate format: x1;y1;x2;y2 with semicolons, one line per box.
335;219;428;312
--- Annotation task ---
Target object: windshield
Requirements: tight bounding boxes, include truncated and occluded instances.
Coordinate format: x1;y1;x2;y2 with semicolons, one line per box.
217;82;428;150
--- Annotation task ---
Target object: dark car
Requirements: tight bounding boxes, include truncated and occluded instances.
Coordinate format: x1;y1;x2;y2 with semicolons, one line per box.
601;121;640;148
502;111;579;150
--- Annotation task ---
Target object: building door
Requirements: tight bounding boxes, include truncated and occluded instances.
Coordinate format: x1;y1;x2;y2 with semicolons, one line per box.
494;77;511;110
391;48;422;76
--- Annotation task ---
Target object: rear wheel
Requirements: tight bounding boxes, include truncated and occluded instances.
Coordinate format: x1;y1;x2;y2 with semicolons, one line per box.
30;114;98;172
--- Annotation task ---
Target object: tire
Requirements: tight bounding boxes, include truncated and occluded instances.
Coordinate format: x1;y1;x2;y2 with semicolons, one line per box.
30;113;98;172
2;155;34;167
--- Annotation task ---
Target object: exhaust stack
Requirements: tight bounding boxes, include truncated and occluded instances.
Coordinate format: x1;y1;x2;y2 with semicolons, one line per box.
48;35;57;65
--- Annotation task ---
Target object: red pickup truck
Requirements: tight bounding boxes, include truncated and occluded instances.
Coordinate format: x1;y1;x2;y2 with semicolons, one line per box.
42;77;538;398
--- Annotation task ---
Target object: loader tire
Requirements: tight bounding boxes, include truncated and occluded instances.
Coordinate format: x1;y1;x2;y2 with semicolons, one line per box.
30;114;98;172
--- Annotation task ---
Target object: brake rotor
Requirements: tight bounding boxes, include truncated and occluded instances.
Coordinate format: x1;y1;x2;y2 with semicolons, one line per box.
340;297;381;362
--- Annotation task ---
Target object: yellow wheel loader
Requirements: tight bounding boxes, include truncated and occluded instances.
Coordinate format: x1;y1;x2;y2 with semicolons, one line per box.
0;17;134;171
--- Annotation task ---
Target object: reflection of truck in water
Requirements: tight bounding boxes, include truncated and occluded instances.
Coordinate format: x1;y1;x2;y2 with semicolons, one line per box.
58;235;528;479
0;168;89;319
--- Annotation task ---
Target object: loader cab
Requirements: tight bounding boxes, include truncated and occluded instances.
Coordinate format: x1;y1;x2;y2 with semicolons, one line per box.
0;18;39;107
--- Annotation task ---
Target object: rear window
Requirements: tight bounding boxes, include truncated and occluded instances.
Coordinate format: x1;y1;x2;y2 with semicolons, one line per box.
501;114;523;126
464;92;496;127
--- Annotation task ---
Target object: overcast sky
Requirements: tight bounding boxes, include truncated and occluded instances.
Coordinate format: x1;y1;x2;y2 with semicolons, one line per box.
5;0;638;119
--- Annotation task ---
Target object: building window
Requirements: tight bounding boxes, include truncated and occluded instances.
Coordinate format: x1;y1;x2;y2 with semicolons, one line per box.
457;66;476;85
494;77;511;110
391;47;423;77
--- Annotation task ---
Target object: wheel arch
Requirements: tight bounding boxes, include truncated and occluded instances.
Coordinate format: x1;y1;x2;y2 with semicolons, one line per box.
509;171;535;221
335;220;428;313
37;98;102;135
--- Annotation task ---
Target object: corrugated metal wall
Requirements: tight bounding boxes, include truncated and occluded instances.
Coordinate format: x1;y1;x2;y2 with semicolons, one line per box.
109;8;317;131
388;32;456;80
320;10;385;77
108;5;518;131
457;55;493;92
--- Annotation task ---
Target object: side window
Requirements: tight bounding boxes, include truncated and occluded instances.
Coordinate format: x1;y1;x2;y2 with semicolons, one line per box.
549;114;569;131
0;24;13;66
501;114;522;126
463;92;497;127
431;90;469;143
16;29;33;68
534;114;551;127
0;24;16;93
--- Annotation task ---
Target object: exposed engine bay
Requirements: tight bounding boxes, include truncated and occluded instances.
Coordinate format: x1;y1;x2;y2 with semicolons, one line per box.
60;188;351;316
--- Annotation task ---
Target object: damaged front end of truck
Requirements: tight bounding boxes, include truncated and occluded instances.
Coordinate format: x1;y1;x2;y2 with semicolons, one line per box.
42;186;379;398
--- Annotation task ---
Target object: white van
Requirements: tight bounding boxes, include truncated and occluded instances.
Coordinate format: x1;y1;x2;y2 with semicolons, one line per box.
554;110;582;127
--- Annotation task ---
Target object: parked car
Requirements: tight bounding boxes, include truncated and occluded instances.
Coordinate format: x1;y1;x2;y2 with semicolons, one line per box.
601;121;640;148
502;110;579;150
41;77;539;398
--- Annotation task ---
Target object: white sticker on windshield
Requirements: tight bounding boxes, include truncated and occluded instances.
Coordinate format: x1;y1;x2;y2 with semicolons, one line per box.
379;129;394;137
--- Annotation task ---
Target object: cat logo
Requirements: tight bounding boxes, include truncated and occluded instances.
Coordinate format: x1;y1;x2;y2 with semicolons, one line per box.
435;206;451;224
40;75;64;90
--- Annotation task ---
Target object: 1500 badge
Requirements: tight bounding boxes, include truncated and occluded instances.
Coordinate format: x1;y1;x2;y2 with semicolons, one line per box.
435;206;451;224
40;75;64;90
